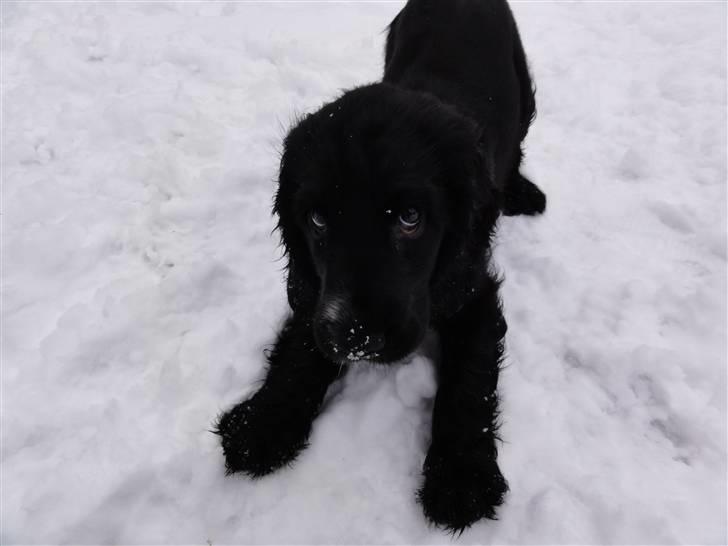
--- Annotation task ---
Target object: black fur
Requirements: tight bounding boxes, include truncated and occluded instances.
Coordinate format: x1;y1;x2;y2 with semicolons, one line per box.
384;0;545;215
215;0;545;533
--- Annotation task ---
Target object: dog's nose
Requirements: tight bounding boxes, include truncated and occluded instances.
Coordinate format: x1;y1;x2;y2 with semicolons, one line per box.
314;293;388;361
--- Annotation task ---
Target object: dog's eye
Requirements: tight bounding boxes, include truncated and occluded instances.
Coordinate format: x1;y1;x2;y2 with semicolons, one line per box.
398;207;421;234
309;210;327;232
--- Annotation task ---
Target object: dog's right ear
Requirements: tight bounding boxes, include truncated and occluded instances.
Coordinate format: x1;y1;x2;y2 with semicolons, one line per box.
273;124;321;314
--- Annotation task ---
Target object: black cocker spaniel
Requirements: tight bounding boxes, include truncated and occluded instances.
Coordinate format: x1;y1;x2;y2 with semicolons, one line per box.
216;0;546;532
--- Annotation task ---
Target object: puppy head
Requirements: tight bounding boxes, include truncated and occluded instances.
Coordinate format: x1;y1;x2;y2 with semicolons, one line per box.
275;83;497;363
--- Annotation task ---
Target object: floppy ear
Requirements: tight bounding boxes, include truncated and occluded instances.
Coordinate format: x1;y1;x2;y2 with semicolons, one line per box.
273;128;321;314
425;108;501;319
428;108;499;243
476;129;501;195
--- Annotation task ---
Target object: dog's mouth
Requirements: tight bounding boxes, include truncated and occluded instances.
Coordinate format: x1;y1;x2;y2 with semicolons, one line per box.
340;349;384;364
316;332;385;364
315;323;426;365
312;292;430;365
328;348;393;366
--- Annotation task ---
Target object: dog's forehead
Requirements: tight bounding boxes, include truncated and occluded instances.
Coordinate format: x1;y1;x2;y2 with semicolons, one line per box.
285;89;449;217
313;167;434;211
297;139;428;202
327;131;435;190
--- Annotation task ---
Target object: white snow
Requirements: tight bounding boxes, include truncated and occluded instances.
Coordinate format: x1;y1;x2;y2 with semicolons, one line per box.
2;1;726;543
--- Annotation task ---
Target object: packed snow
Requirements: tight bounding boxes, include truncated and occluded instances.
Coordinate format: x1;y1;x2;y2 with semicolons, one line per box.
2;1;726;543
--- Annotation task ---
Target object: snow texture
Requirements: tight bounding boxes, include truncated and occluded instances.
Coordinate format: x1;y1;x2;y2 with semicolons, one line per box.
2;1;726;544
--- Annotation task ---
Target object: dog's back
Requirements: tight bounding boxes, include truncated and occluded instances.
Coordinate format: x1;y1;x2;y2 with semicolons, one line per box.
384;0;536;194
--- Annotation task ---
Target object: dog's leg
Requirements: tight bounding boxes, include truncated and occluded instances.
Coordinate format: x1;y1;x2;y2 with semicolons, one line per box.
502;170;546;216
215;313;340;477
503;18;546;217
420;275;508;532
502;148;546;217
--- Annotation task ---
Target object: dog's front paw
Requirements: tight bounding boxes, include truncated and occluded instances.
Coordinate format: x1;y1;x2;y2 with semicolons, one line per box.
214;397;311;477
418;446;508;533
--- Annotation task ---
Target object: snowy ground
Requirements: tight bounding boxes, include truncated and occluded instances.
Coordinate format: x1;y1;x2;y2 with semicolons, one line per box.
2;1;726;544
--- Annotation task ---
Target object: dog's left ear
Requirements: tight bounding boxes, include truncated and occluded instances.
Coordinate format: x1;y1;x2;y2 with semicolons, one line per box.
427;109;500;313
428;110;498;237
475;128;499;191
475;127;507;218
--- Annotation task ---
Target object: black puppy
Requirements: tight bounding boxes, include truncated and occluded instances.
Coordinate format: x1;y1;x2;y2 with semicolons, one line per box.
216;0;545;532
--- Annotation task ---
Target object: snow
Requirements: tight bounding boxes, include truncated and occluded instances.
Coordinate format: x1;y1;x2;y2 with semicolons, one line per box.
2;1;726;543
